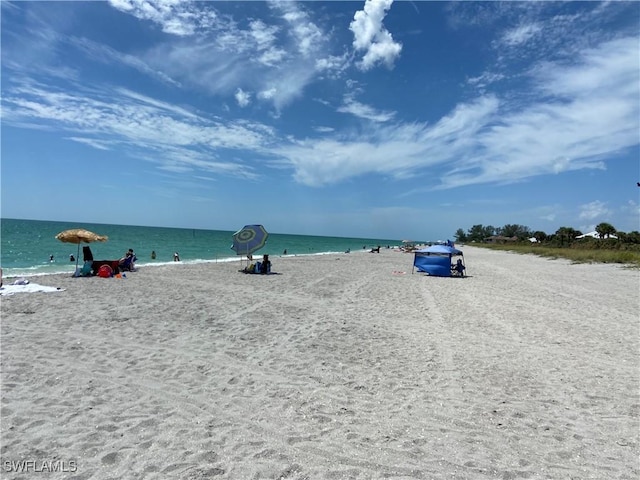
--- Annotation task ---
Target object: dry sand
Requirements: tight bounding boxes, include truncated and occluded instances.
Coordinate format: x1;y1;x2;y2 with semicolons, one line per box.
1;246;638;479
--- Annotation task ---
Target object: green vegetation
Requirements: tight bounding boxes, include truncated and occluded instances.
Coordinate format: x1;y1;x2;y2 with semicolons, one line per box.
454;222;640;267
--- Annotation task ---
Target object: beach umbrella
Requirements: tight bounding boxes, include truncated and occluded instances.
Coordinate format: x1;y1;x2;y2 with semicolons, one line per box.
55;228;108;276
231;225;268;264
401;239;415;251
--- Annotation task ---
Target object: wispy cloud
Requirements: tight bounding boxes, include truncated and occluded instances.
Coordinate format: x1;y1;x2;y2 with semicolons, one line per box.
105;1;337;111
3;29;637;192
579;200;611;222
2;1;637;197
68;36;181;87
66;137;112;150
2;82;270;179
338;96;395;123
276;33;638;189
501;22;542;46
107;0;220;36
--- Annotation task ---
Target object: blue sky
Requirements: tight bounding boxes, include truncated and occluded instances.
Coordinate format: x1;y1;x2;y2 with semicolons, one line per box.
2;0;639;240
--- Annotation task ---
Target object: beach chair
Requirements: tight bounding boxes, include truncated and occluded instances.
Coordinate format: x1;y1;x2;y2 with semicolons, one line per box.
451;260;466;277
119;255;135;272
76;261;93;277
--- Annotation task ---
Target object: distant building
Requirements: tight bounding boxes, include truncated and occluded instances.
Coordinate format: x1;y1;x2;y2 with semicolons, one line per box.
576;231;618;240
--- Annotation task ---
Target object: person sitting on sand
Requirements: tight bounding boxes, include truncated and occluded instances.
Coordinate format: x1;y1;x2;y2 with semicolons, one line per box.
260;254;271;274
453;258;465;277
119;249;137;271
128;249;137;270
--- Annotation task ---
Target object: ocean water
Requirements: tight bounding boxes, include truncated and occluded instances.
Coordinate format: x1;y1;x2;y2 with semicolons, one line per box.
0;218;402;278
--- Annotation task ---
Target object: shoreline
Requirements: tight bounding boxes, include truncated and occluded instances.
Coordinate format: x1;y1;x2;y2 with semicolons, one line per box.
1;246;638;478
1;247;388;280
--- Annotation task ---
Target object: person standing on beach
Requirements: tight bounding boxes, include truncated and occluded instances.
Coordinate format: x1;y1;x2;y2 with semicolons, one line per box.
173;252;180;261
151;251;156;260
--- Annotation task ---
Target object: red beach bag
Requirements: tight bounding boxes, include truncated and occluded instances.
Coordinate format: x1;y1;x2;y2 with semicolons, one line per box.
97;264;113;278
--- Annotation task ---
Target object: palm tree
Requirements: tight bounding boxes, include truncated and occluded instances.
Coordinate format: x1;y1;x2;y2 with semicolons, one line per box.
533;231;547;243
595;222;616;239
454;228;467;243
555;227;580;247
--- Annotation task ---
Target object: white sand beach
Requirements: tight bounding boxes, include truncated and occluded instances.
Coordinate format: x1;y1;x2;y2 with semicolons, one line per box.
1;246;638;479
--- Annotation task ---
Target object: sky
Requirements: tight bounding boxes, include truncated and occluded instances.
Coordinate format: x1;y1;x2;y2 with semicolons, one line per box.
1;0;639;241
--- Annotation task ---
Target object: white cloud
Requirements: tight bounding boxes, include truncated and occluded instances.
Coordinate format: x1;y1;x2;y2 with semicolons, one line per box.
248;19;278;49
272;2;324;58
578;201;611;221
105;2;336;111
248;20;287;67
467;71;506;89
315;53;351;76
350;0;402;71
534;37;638;99
501;23;542;46
1;83;269;179
66;137;112;150
235;88;251;108
270;98;497;187
3;4;637;197
437;36;639;189
107;0;219;36
272;33;638;190
338;96;395;123
68;36;181;87
258;88;277;101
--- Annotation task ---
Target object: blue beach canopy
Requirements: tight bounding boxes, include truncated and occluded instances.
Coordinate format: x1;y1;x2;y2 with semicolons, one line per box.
415;245;462;255
413;244;464;277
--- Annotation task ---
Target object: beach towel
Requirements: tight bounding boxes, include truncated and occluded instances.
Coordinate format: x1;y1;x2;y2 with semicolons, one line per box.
0;283;65;296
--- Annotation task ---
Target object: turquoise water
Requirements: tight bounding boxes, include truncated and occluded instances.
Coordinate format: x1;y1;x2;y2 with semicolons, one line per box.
0;218;402;277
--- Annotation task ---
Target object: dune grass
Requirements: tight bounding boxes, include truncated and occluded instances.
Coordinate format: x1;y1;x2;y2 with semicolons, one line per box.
474;243;640;267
